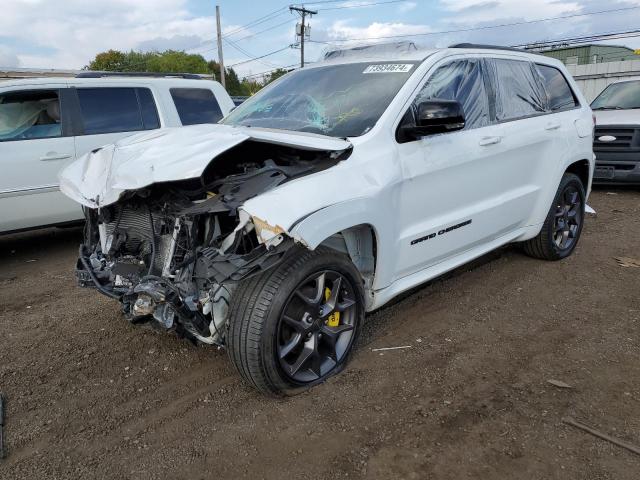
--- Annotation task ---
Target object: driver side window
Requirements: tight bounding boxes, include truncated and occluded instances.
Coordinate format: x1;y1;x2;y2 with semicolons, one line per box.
408;59;491;130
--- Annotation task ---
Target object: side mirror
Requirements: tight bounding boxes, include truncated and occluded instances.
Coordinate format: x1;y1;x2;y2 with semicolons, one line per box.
400;99;465;140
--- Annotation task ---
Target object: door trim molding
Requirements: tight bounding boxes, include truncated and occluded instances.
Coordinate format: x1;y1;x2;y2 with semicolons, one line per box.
0;184;60;199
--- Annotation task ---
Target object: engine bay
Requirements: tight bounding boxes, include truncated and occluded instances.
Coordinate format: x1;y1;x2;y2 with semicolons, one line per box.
76;140;349;345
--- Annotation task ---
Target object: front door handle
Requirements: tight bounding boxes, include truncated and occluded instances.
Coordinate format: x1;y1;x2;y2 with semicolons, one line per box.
479;136;502;146
545;122;561;131
39;152;72;161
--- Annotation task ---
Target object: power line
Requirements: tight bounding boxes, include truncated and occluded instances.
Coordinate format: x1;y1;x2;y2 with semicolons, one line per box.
223;38;280;68
314;5;640;43
180;6;292;52
190;18;295;57
222;7;289;39
231;18;297;43
227;45;295;68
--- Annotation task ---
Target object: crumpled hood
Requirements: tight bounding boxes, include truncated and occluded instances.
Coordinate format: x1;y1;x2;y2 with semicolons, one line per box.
59;123;351;208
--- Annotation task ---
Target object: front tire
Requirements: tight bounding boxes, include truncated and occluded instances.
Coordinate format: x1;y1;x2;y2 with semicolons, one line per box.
226;247;364;396
524;172;585;261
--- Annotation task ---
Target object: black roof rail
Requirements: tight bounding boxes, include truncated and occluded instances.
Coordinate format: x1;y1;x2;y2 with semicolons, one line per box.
75;71;206;80
448;43;529;54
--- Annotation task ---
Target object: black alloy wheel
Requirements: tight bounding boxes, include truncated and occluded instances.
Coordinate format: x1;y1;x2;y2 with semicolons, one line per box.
552;185;583;250
277;271;357;384
226;247;364;396
523;172;586;261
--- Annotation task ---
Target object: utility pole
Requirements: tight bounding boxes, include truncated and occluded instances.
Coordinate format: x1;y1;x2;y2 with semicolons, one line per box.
215;5;226;88
290;5;317;68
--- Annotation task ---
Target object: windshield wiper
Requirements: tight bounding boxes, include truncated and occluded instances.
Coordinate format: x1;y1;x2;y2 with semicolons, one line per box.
592;106;625;110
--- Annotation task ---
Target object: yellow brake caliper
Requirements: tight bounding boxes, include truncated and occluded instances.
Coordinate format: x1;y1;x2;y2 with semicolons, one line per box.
325;287;340;327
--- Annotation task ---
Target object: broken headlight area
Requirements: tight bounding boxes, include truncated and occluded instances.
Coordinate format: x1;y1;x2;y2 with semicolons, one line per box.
76;142;344;345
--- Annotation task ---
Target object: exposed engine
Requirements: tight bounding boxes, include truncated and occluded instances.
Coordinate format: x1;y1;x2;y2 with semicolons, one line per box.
76;141;348;345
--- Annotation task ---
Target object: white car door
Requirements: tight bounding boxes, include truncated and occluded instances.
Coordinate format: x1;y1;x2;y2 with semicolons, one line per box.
0;85;81;232
393;56;551;280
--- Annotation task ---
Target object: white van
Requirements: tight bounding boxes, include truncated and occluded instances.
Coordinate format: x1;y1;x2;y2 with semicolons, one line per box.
0;74;234;233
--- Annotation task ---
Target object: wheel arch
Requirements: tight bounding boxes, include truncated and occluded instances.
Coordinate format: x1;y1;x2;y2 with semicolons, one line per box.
288;202;388;309
317;224;377;290
564;158;592;193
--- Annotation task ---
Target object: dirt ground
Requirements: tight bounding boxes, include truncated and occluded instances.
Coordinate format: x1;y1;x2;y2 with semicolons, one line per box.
1;189;639;480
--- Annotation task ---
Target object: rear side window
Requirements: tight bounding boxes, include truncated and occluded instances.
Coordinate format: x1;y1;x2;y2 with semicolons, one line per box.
413;59;491;129
486;59;547;122
0;89;63;142
536;64;579;112
170;88;222;125
77;87;159;135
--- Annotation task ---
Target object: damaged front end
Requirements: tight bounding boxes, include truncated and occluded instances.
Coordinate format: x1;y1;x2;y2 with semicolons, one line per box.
75;139;349;345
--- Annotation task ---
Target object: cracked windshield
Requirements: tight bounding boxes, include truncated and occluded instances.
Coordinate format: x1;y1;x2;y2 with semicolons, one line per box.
222;61;418;137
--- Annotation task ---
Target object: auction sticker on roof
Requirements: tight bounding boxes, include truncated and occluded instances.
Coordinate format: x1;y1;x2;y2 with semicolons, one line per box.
363;64;414;74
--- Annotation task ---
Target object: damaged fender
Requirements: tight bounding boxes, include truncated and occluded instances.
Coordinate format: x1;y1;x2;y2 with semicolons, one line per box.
244;197;390;307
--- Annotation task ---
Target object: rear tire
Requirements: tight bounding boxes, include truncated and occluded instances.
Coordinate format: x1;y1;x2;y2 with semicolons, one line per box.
226;246;364;396
523;172;585;261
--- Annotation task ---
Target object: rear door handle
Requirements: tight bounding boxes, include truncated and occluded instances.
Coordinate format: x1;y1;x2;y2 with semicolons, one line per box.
39;153;72;161
479;136;502;146
545;122;561;131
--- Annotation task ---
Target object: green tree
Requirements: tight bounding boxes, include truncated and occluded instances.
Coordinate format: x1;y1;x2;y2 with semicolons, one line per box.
263;68;289;85
224;67;243;96
86;49;296;96
87;49;128;71
207;60;220;80
87;49;211;74
146;50;210;73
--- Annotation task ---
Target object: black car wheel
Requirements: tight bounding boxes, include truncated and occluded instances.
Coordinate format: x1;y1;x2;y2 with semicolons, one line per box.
524;172;586;261
226;247;364;396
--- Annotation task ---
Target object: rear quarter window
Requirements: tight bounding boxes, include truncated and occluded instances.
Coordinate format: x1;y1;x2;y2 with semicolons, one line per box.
170;88;223;125
485;58;547;122
536;64;579;112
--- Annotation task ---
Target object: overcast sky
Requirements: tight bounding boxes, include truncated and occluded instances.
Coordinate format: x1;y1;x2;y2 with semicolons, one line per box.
2;0;640;77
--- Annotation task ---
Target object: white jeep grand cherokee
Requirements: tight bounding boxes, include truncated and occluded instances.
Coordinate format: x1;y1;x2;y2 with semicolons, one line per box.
60;44;595;396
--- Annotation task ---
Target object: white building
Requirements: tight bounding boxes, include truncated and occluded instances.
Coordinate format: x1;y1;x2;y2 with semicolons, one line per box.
567;60;640;102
